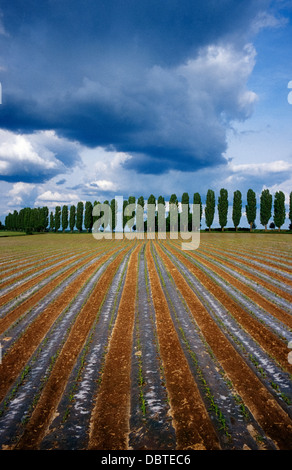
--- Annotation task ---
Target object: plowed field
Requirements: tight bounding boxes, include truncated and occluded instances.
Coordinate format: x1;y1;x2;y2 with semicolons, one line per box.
0;233;291;451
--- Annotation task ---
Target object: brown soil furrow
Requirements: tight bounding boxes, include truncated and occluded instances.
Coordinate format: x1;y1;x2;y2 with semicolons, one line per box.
0;248;79;282
0;251;81;290
198;247;292;303
200;244;292;290
0;243;127;405
0;245;108;308
184;248;292;329
201;241;292;265
230;250;292;271
203;244;292;277
154;242;292;450
0;246;116;335
0;249;58;267
14;242;134;450
145;242;221;450
88;243;141;450
165;241;292;375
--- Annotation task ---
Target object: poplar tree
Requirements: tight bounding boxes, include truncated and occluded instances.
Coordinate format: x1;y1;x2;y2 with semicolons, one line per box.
136;196;145;233
110;198;117;232
40;206;49;231
147;194;156;233
76;201;84;232
168;193;178;233
193;192;202;225
54;206;61;232
246;189;257;232
69;205;76;232
92;201;104;232
289;191;292;229
84;201;93;232
61;205;68;232
137;196;144;210
123;199;128;230
102;200;110;230
92;201;100;228
273;190;286;231
181;192;190;232
205;189;215;232
218;188;228;231
232;190;242;231
49;211;55;232
126;196;136;231
157;195;166;233
30;208;39;232
260;189;272;231
18;209;25;231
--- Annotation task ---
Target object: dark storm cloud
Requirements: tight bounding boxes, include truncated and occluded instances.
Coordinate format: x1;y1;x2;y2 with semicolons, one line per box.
0;0;271;176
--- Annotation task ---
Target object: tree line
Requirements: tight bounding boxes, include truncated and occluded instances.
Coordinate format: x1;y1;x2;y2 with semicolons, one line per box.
4;188;292;234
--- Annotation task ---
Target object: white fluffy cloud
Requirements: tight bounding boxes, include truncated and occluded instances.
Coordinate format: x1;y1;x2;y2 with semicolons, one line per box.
36;190;80;207
229;160;292;175
0;130;81;183
7;182;37;207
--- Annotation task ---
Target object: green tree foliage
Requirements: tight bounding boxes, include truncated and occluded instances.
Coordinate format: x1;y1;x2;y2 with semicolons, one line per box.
5;206;49;233
181;192;189;208
17;209;25;231
92;201;100;228
193;192;202;225
289;191;292;228
69;205;76;232
5;189;290;235
181;192;190;232
123;199;128;230
41;206;49;231
101;200;110;230
125;196;136;231
232;190;242;231
93;201;105;232
205;189;215;231
246;189;257;232
167;193;178;233
54;206;61;232
136;196;145;233
62;205;69;232
76;201;84;232
50;211;55;232
147;194;156;233
260;189;272;231
5;211;17;231
110;198;117;232
273;190;286;231
137;196;144;209
84;201;93;232
157;195;166;233
218;188;228;231
31;208;40;232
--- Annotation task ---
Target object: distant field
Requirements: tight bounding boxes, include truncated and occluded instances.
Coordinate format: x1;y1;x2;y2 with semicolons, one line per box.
0;231;27;237
0;232;291;450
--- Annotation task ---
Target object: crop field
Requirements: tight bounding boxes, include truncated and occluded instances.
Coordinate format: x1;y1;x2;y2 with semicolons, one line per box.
0;232;291;451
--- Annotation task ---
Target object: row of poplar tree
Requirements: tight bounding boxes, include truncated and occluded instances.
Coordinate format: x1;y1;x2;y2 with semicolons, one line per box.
4;188;292;233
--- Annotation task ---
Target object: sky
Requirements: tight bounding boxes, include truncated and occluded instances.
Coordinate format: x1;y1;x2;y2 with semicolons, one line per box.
0;0;291;228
